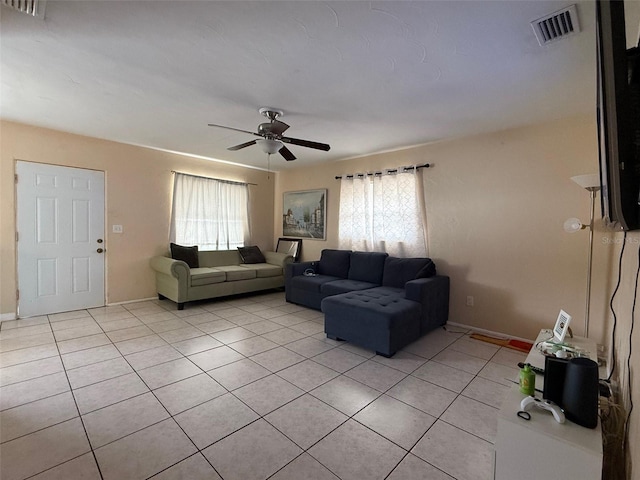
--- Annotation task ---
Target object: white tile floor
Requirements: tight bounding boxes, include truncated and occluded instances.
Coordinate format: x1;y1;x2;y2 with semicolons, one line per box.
0;292;527;480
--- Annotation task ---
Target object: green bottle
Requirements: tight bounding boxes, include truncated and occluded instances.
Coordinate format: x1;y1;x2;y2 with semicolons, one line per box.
519;363;535;395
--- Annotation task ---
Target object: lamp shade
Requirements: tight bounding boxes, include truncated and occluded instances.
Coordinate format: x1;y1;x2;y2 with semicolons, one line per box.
564;217;584;233
570;174;601;191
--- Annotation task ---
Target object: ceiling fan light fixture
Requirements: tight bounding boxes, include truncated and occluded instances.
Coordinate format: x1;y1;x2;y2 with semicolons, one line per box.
257;138;282;155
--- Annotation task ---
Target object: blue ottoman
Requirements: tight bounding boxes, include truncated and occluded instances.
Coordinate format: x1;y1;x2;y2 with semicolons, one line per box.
321;287;421;357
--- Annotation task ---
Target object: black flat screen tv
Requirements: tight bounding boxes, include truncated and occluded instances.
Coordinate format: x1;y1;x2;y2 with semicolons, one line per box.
597;0;640;231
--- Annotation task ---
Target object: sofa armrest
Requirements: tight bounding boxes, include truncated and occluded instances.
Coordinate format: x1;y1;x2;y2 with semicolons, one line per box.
149;256;190;279
285;260;316;283
263;251;294;268
405;275;450;303
149;256;190;303
405;275;450;332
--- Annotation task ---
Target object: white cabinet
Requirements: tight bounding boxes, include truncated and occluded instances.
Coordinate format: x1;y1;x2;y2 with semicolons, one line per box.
494;330;603;480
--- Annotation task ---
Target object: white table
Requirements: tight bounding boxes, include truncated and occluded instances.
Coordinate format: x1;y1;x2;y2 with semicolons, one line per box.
494;329;603;480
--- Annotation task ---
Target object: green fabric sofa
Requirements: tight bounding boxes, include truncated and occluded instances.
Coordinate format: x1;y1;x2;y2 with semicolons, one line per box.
149;250;293;310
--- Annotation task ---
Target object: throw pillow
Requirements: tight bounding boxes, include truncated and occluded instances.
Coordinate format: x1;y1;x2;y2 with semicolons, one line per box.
238;245;266;264
170;243;199;268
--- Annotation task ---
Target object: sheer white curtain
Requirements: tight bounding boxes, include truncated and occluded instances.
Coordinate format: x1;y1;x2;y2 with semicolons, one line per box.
170;173;250;250
338;168;428;257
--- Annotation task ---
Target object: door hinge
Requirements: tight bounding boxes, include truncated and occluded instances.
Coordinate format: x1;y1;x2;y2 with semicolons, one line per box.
16;232;19;242
16;290;19;301
14;174;18;183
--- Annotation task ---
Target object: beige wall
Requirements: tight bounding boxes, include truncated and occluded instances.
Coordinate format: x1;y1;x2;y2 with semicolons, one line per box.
0;121;274;316
275;114;611;343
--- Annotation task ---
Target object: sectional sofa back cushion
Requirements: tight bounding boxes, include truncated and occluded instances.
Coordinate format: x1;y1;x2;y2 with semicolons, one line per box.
318;249;351;278
382;257;436;289
348;252;389;284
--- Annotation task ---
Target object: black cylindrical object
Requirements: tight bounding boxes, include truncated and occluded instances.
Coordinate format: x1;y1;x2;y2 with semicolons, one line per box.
562;357;599;429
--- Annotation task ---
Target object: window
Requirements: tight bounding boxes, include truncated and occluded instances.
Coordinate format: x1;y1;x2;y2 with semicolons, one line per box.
338;168;428;257
170;173;249;250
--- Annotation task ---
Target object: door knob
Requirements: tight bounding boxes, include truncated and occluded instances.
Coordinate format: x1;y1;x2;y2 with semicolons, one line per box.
97;248;104;253
97;239;103;243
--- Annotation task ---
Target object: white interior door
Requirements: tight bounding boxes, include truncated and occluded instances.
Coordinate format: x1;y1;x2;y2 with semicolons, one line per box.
16;161;105;317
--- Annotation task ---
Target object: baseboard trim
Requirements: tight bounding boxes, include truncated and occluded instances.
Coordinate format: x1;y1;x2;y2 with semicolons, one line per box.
0;312;17;322
447;321;534;344
1;298;160;322
106;297;157;307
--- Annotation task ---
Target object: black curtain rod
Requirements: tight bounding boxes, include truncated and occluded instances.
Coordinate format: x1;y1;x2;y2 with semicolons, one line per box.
334;163;430;180
171;170;257;186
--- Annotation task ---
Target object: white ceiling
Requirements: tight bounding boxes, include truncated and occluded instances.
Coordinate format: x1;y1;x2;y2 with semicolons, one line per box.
0;1;633;171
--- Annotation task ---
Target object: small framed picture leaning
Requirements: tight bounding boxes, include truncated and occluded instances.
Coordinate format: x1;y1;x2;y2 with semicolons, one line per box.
282;189;326;240
276;238;302;262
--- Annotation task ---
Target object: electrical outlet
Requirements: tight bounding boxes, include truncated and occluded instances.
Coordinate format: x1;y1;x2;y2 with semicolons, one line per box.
466;296;474;307
112;225;123;234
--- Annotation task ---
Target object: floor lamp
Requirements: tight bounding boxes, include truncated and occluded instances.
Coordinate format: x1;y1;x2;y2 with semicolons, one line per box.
563;174;601;338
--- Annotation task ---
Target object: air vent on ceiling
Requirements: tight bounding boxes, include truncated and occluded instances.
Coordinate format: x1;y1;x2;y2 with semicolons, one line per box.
1;0;45;17
531;5;580;46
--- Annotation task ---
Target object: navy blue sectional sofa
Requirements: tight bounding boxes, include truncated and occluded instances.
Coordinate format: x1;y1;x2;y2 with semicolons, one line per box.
285;249;450;357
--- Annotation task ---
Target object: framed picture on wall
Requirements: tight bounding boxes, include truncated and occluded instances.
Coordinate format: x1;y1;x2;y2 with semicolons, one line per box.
283;189;326;240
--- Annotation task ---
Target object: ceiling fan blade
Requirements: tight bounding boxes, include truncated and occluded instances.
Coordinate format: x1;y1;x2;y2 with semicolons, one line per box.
270;120;290;135
228;140;257;151
281;136;330;151
279;145;296;161
208;123;260;137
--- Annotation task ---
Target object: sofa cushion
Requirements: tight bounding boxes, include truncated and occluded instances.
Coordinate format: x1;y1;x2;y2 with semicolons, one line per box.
382;257;434;289
321;289;421;330
215;265;257;281
190;267;226;286
170;243;199;268
321;279;379;296
198;250;241;267
238;245;266;264
348;251;388;284
289;274;341;293
365;286;406;297
317;249;351;278
239;263;282;278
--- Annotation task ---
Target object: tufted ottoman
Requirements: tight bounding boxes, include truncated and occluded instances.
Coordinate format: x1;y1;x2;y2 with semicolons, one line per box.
321;287;421;357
